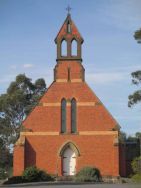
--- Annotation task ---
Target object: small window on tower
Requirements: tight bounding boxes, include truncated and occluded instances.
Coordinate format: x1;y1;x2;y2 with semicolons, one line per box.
61;39;67;56
71;39;77;56
67;21;71;33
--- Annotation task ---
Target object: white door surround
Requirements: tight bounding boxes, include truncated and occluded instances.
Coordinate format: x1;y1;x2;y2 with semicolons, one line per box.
62;147;76;176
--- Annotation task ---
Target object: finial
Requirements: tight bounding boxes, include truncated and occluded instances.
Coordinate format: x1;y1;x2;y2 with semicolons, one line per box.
66;5;72;15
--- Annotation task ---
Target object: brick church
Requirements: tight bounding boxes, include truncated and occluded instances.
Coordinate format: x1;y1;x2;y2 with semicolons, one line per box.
13;13;120;177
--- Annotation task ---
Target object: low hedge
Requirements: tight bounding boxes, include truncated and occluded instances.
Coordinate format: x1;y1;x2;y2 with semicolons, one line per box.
131;173;141;183
22;166;53;182
4;166;54;184
3;176;27;184
74;166;101;182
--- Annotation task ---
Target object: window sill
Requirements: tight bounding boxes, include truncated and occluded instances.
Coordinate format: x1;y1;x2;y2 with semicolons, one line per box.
60;132;79;135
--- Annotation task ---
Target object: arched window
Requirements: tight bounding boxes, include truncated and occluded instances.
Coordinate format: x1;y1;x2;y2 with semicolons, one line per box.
67;21;71;33
61;98;66;133
71;39;77;56
71;98;77;133
61;40;67;56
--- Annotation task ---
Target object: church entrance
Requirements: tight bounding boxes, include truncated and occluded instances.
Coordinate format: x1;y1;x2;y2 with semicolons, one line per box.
62;147;76;176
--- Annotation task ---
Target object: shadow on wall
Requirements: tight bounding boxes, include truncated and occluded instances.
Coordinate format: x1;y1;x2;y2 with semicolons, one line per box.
25;139;36;168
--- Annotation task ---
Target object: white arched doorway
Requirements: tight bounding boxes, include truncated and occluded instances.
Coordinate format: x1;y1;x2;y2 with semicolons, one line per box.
62;147;76;176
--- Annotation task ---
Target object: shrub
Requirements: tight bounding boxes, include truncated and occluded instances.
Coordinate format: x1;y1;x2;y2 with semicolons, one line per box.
38;170;54;181
3;176;25;184
22;166;54;182
74;166;101;182
0;168;8;180
131;156;141;174
131;174;141;183
3;166;54;184
131;156;141;183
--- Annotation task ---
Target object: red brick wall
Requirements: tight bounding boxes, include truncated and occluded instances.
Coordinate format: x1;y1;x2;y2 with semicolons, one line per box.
15;135;119;177
14;76;119;177
13;145;25;176
14;71;120;177
23;81;117;132
54;61;84;80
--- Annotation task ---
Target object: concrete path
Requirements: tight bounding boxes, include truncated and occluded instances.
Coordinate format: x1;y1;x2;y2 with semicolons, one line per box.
0;182;141;188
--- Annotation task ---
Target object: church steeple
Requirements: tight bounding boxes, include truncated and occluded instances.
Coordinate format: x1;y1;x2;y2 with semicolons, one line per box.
54;14;85;82
55;14;84;62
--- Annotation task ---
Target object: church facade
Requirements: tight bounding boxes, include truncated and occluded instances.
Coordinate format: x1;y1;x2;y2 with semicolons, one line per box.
13;14;120;177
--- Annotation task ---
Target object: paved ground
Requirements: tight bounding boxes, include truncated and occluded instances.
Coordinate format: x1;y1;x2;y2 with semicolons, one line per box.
0;183;141;188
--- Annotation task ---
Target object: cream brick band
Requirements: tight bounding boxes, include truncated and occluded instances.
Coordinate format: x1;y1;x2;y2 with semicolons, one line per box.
15;131;118;146
15;135;25;146
56;79;67;82
78;102;96;106
21;131;118;136
41;102;100;107
21;132;59;136
43;103;60;107
56;79;82;83
71;79;82;82
79;131;118;136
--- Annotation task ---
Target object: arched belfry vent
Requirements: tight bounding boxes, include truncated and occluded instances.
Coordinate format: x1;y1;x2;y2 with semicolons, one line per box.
55;14;84;62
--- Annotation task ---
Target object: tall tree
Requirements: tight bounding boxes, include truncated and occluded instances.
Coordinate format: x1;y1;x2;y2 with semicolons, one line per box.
128;71;141;107
0;74;46;147
128;28;141;107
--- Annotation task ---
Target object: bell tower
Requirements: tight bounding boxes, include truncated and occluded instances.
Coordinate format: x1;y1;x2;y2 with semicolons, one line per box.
54;13;85;82
55;13;83;62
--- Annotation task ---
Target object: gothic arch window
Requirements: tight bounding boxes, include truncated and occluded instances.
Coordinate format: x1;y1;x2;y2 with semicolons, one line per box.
59;142;80;157
71;39;77;56
61;39;67;56
61;98;66;133
71;98;77;133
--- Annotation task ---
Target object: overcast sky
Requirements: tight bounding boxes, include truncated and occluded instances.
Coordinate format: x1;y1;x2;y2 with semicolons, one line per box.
0;0;141;135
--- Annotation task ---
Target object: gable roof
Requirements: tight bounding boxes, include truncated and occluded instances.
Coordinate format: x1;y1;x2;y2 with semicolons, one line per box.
55;14;84;43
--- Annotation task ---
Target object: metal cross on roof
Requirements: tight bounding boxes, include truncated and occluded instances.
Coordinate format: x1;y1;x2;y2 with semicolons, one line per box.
66;5;72;14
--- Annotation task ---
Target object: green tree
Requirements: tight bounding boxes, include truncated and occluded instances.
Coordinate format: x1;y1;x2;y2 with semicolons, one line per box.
0;137;13;177
131;156;141;174
119;131;127;142
135;132;141;139
128;28;141;107
134;28;141;43
0;74;46;147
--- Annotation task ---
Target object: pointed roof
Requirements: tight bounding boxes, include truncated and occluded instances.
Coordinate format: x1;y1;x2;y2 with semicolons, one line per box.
55;14;84;43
